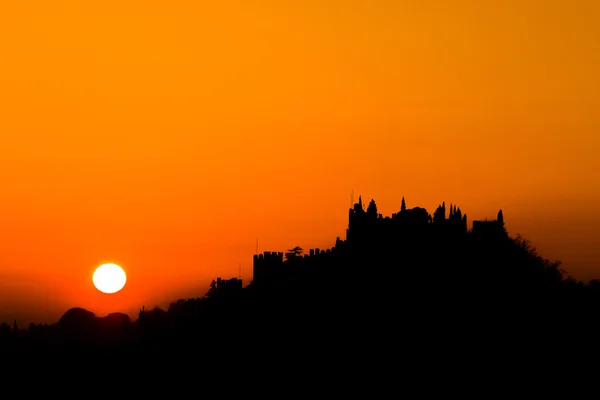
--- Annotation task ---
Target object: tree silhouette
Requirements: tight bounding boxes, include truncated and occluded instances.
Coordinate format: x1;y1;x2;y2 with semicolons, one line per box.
433;202;446;223
206;279;218;297
367;199;378;218
285;246;303;261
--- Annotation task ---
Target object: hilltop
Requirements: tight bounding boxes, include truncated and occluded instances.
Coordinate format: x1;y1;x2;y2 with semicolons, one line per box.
2;196;600;353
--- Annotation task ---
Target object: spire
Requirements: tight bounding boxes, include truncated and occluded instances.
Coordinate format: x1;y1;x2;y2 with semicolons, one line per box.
401;196;406;212
498;209;504;225
358;195;362;208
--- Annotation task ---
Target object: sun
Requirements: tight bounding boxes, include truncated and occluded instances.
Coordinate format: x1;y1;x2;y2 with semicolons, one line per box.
93;263;127;294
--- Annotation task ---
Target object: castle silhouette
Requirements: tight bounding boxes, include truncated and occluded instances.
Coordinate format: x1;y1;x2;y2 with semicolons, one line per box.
2;195;600;355
253;196;506;289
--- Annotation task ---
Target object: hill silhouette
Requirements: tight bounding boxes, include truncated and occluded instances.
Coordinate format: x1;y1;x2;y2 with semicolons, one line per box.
2;196;600;355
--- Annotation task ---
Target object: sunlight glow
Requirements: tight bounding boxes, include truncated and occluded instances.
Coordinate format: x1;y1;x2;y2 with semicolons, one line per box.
93;263;127;294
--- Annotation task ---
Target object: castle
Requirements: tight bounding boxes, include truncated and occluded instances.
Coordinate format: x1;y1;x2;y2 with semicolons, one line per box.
252;196;507;286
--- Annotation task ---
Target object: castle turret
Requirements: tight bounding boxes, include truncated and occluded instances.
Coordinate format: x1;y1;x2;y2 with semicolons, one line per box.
253;251;284;285
472;209;507;237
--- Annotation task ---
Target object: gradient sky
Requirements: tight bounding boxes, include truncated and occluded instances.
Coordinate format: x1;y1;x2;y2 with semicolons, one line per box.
1;0;599;324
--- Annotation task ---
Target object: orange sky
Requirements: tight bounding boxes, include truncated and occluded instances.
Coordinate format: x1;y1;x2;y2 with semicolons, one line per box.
1;0;599;324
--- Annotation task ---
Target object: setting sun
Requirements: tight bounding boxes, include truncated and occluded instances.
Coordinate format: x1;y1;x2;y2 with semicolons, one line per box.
93;264;127;294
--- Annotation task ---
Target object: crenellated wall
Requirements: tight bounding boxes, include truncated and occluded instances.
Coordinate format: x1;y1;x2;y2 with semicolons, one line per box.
252;196;507;285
